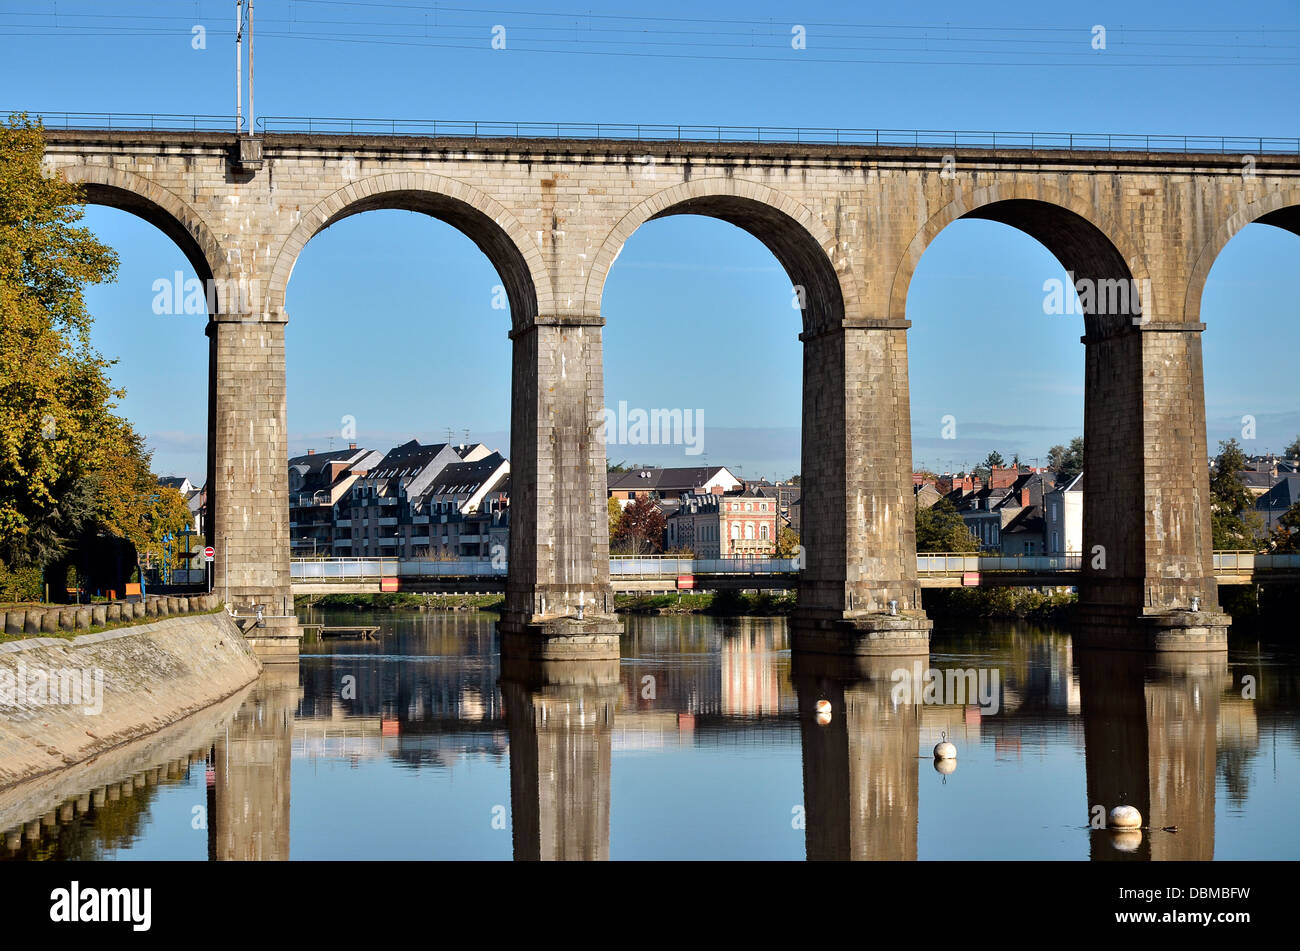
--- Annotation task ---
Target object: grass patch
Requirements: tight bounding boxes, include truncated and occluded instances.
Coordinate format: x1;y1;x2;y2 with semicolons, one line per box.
0;605;226;644
297;592;505;612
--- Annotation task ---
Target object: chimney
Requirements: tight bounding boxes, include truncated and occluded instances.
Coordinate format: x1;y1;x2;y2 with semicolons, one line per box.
307;449;315;455
1021;487;1031;507
349;443;357;450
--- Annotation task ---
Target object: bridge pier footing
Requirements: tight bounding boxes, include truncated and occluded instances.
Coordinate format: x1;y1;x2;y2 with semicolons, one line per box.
498;616;623;661
790;613;932;656
239;616;303;664
1075;608;1230;652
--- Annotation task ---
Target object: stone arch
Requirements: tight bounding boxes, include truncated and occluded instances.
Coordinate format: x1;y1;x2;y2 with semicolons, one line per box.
58;163;226;307
1183;187;1300;323
266;172;547;328
888;184;1149;339
584;178;857;335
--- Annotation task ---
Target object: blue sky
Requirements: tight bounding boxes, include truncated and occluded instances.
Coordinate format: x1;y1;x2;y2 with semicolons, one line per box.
3;0;1297;481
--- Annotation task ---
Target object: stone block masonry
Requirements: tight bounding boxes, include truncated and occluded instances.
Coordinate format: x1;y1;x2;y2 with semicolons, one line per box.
40;130;1300;653
0;611;262;791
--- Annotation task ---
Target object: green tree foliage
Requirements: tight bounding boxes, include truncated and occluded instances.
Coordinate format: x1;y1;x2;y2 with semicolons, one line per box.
611;495;665;555
1;114;120;566
607;495;623;541
774;526;800;558
1210;438;1263;549
1284;435;1300;459
1047;436;1084;485
1;115;185;576
915;496;978;552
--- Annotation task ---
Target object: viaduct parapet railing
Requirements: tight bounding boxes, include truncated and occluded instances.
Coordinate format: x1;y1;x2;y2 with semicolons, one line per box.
17;111;1300;153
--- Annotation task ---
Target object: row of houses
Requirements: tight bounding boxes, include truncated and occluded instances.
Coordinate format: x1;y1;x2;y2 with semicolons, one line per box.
917;455;1300;556
608;466;800;556
288;441;510;559
916;465;1083;556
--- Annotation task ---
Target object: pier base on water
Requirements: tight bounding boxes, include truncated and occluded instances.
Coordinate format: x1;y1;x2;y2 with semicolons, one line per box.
498;615;623;661
790;612;933;656
1075;608;1230;651
241;616;302;664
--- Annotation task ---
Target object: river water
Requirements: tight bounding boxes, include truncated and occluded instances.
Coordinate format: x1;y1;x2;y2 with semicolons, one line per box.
4;609;1297;860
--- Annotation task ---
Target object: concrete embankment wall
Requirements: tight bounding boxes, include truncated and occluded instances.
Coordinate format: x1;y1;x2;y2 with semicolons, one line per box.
0;611;262;790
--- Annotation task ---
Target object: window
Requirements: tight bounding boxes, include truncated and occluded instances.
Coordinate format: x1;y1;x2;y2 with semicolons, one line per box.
760;524;769;540
745;523;755;539
730;523;740;540
745;502;753;511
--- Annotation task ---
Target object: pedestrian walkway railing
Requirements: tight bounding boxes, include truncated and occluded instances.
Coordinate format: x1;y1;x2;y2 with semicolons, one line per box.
290;552;1300;581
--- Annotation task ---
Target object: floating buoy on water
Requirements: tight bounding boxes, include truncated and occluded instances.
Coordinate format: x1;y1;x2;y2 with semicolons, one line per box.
815;699;832;725
933;731;956;760
1109;805;1142;830
1110;830;1143;853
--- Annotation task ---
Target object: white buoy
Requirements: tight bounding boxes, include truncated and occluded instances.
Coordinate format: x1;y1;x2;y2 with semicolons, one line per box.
1109;830;1142;853
933;731;956;760
815;699;832;725
1109;805;1142;830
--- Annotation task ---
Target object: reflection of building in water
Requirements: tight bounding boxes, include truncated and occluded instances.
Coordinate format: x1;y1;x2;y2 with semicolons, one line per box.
501;659;619;861
1217;693;1260;808
1078;650;1224;861
792;652;924;861
619;616;793;718
297;614;502;727
721;627;786;716
210;666;300;861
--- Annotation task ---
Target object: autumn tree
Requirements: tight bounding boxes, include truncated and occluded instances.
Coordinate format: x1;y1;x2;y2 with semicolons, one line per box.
607;495;624;541
1;114;186;579
612;496;666;555
1269;499;1300;553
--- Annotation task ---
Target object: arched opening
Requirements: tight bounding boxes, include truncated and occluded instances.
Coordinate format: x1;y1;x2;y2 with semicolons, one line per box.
1198;204;1300;546
598;183;868;624
901;196;1201;628
281;206;514;568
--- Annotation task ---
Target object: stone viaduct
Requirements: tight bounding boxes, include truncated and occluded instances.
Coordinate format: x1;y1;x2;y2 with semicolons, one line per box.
39;126;1300;658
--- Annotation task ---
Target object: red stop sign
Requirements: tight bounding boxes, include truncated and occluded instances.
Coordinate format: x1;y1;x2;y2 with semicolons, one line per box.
204;547;215;562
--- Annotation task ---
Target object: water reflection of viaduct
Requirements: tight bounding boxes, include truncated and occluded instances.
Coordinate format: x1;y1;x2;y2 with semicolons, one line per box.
42;126;1300;659
191;626;1261;861
1;626;1269;860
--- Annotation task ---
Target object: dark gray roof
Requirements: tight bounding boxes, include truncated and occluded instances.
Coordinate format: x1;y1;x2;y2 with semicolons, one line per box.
608;466;732;494
428;454;507;495
1257;476;1300;512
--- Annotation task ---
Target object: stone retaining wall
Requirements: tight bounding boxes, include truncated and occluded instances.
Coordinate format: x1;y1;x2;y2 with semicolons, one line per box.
0;610;262;790
2;593;223;636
